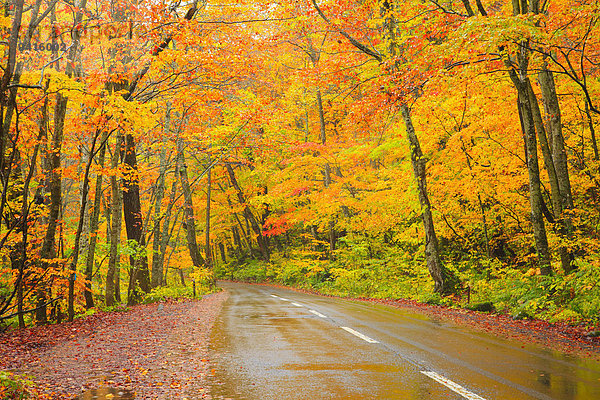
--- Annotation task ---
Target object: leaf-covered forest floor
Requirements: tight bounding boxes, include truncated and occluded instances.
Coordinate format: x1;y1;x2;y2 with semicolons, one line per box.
0;291;228;399
255;282;600;360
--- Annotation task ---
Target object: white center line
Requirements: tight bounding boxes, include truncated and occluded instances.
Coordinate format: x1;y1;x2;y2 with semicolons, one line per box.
340;326;379;343
291;302;303;307
279;297;290;301
421;371;486;400
270;294;279;298
309;309;327;318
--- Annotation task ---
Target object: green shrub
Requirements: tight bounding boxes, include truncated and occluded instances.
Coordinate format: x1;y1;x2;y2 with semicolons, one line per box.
143;286;194;303
420;292;443;305
548;309;582;323
466;301;495;313
0;371;37;399
228;259;274;282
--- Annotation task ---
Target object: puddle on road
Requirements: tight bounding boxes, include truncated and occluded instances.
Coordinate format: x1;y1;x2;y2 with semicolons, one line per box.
283;362;403;373
77;387;134;400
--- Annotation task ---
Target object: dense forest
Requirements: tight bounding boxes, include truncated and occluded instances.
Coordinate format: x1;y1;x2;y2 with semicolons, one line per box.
1;0;600;330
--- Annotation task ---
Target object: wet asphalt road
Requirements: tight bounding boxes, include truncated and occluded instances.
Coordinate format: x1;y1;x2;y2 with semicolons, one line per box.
207;282;600;399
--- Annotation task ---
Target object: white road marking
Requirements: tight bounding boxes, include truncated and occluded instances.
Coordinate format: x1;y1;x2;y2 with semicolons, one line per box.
291;302;303;307
420;371;487;400
279;297;290;301
270;294;279;298
309;309;327;318
340;326;379;343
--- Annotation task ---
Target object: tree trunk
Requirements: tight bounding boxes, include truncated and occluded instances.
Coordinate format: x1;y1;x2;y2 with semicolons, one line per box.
317;89;336;255
151;106;170;287
36;88;52;324
401;105;451;294
84;134;108;308
478;195;491;258
0;0;24;180
106;133;123;307
68;128;100;321
316;89;327;145
78;147;91;264
461;142;491;259
585;99;599;161
235;213;255;255
219;242;227;263
527;80;572;273
114;262;121;302
515;84;552;274
177;137;205;267
163;212;182;285
232;225;242;256
205;161;212;267
527;81;561;217
122;133;150;305
538;66;575;272
158;169;179;286
225;164;269;261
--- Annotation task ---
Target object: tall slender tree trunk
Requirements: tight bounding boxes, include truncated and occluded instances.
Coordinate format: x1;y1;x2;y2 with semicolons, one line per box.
226;164;269;261
122;133;150;305
177;136;205;268
78;147;91;262
232;225;242;256
68;129;100;321
106;133;123;307
515;83;552;274
205;160;212;267
461;142;491;258
478;195;491;258
527;81;561;217
219;242;227;263
84;134;108;308
158;170;179;286
401;105;451;294
382;0;452;293
151;106;170;287
585;100;599;161
316;89;327;145
235;213;255;255
538;66;575;272
526;81;573;272
317;88;336;254
36;88;51;324
0;0;24;182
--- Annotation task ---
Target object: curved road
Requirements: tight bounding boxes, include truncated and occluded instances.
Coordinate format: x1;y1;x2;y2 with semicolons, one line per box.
207;282;600;399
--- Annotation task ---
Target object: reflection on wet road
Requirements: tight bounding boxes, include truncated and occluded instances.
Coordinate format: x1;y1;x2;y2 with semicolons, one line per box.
77;387;134;399
208;282;600;399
